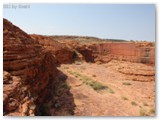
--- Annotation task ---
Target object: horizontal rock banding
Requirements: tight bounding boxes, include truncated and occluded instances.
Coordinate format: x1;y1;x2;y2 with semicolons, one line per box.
3;18;58;116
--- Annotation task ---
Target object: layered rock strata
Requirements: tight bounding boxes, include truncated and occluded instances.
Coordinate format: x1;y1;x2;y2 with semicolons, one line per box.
3;19;58;116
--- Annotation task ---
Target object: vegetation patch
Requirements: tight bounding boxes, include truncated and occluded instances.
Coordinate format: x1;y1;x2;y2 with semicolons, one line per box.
64;66;69;69
74;61;82;65
149;108;155;114
107;88;115;94
67;70;107;91
139;108;147;116
122;82;131;86
131;101;137;106
121;96;128;100
143;102;148;106
62;83;71;90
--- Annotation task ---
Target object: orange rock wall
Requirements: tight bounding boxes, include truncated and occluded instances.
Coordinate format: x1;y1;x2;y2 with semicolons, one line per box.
90;43;155;64
31;34;76;64
3;19;58;116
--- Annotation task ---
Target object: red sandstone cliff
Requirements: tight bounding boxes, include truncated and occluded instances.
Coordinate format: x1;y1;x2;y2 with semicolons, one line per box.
29;34;155;65
88;42;155;64
3;19;58;116
30;34;77;64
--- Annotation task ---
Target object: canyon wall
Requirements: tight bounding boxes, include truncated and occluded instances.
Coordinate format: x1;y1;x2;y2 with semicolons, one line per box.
29;35;155;65
30;34;76;64
3;19;59;116
88;42;155;64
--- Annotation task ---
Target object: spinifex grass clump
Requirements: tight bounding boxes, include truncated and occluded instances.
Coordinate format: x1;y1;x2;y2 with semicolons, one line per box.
74;61;82;65
139;108;147;116
121;96;128;100
149;108;155;114
68;70;107;91
122;82;131;86
131;101;137;106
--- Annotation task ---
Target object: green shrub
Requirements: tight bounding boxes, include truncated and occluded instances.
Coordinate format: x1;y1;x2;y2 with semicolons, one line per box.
67;70;107;91
139;108;147;116
74;61;82;65
64;66;69;69
149;108;155;114
143;102;148;106
108;88;115;94
121;96;128;100
131;101;137;106
62;83;71;89
122;82;131;86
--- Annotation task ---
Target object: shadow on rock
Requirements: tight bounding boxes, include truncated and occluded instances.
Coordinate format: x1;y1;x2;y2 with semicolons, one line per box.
36;70;76;116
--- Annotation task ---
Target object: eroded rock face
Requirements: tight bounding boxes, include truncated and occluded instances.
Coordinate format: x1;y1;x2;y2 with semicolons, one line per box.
88;43;155;65
31;34;76;64
48;36;155;65
74;45;95;62
3;19;58;116
30;35;155;65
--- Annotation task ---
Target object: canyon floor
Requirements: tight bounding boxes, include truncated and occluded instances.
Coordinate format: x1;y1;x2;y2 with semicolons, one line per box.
47;60;155;116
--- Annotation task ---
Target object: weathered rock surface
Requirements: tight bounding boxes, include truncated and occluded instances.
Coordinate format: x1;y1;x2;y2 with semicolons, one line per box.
88;42;155;64
105;60;155;82
30;34;77;64
3;19;58;116
49;36;155;65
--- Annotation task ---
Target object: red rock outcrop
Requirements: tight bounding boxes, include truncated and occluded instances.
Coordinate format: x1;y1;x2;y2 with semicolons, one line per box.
3;19;58;116
88;42;155;65
105;60;155;82
46;36;155;65
101;42;154;65
30;34;77;64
